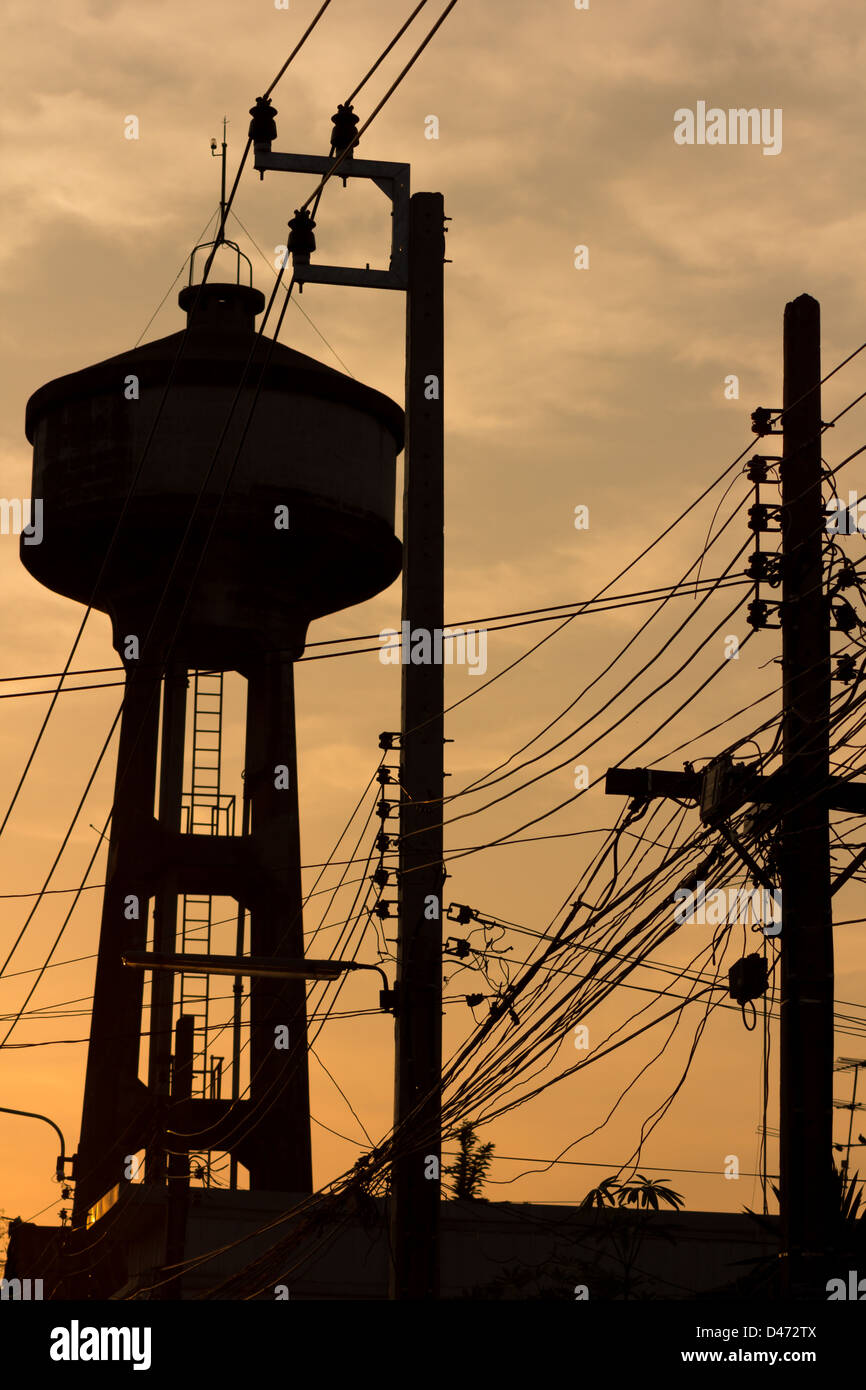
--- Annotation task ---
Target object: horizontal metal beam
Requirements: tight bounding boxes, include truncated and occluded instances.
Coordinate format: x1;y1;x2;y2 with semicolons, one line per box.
828;779;866;815
604;767;700;800
254;144;410;290
123;950;345;980
254;146;409;184
295;264;405;291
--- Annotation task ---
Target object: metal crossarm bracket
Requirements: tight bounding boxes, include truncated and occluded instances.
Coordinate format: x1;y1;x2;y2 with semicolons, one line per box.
254;145;410;290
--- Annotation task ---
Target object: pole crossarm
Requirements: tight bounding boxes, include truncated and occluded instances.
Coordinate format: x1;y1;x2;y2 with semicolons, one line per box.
606;764;866;821
254;147;410;289
832;843;866;896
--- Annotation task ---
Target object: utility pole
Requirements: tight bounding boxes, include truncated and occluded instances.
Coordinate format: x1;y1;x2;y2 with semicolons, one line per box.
248;116;447;1289
250;121;446;1297
391;192;446;1301
605;294;844;1299
778;293;834;1295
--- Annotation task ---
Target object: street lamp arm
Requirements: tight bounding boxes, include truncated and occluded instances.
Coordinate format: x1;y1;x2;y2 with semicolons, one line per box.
343;961;390;993
0;1104;67;1178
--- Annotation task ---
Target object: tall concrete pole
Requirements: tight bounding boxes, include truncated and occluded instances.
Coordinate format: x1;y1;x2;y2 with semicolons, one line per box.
391;192;446;1300
779;292;834;1294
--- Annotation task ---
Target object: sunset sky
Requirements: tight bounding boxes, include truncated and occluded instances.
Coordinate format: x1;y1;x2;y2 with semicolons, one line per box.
2;0;866;1242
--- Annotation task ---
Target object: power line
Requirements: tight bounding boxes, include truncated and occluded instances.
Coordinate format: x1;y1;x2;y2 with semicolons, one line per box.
0;573;752;695
299;2;460;214
345;0;431;104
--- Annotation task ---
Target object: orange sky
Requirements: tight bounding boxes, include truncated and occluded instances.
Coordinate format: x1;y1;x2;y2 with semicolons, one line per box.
2;0;866;1244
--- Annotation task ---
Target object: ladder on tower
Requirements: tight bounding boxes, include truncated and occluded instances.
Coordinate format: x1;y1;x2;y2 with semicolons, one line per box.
179;671;225;1118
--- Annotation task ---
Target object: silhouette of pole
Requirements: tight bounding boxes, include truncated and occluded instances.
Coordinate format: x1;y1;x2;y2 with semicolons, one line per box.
779;293;834;1294
390;192;446;1300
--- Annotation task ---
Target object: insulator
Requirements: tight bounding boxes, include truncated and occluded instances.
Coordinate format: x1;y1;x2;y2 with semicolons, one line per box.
248;96;278;144
746;455;771;483
379;731;400;750
745;551;782;586
447;903;473;925
728;953;769;1004
330;101;360;154
747;599;772;629
287;208;316;265
376;798;394;820
373;900;395;919
465;994;484;1008
835;559;860;591
372;866;390;888
835;654;857;684
375;832;393;853
751;407;778;437
833;598;860;632
444;937;471;958
376;767;393;785
748;502;781;533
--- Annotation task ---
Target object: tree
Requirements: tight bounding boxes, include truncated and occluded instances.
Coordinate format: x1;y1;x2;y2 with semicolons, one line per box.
578;1174;685;1299
445;1123;495;1200
616;1174;685;1211
580;1174;684;1211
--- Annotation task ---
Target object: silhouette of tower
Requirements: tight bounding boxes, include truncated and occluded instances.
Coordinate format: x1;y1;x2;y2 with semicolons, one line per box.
22;269;403;1233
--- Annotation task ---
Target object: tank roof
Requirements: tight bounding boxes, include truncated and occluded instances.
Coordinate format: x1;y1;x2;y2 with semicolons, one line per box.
25;294;404;448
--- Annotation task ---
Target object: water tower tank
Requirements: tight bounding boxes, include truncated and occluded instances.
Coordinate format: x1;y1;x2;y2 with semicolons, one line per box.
23;281;403;665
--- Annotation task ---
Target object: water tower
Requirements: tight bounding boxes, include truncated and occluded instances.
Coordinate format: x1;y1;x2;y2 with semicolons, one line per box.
22;246;404;1235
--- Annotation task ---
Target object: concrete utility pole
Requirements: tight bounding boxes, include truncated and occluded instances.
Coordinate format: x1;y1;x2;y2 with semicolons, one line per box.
778;293;834;1294
605;294;842;1298
249;127;447;1298
391;192;446;1301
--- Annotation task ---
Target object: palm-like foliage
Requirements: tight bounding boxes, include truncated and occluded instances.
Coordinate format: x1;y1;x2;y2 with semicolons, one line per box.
580;1176;620;1209
581;1174;685;1210
445;1122;495;1200
617;1174;685;1210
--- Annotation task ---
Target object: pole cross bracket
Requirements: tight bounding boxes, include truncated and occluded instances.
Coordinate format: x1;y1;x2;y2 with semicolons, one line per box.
254;146;410;290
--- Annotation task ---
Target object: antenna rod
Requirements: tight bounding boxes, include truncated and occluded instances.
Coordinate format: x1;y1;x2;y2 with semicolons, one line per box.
220;116;227;233
211;117;228;247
